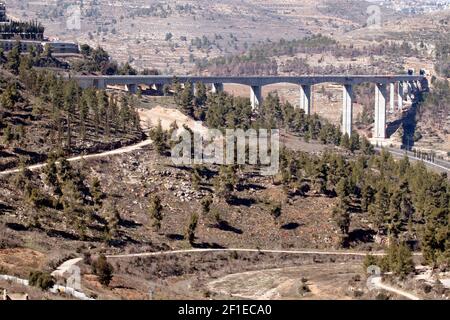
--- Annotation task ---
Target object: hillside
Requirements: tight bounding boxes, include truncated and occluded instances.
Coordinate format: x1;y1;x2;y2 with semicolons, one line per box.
0;54;143;171
0;0;449;302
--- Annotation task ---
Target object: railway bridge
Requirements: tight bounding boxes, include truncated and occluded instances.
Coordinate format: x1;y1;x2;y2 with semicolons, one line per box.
72;73;427;141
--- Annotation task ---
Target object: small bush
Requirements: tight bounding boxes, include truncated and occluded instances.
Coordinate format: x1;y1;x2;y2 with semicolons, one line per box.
29;271;55;291
92;254;114;286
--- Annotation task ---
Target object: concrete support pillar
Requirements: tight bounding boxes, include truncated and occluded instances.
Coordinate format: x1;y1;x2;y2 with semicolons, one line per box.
397;82;404;110
374;83;387;139
125;83;137;94
154;84;164;95
211;83;224;93
342;84;353;136
300;84;312;115
415;80;421;92
250;85;262;110
94;79;106;90
407;81;414;100
389;83;395;113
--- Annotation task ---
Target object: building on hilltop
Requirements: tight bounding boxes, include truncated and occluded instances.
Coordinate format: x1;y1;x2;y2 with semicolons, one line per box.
0;2;79;54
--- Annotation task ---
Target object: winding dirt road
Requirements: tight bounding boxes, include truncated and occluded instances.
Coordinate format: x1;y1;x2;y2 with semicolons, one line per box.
370;276;421;300
50;248;422;300
0;139;153;177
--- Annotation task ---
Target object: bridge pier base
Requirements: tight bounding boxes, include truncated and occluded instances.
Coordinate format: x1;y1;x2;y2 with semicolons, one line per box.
93;79;106;90
211;83;224;94
154;84;164;95
250;85;262;110
125;84;137;94
374;83;387;139
300;84;312;115
342;84;353;137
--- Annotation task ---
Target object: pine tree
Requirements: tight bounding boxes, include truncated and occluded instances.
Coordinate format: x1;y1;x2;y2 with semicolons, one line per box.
191;166;202;190
63;80;79;148
312;161;328;195
270;202;282;224
194;82;207;106
92;254;114;287
213;166;236;202
369;185;390;235
186;212;199;245
333;199;351;246
149;195;163;232
6;42;21;74
388;180;414;237
149;120;168;155
361;180;375;212
201;196;213;216
91;177;104;207
172;77;182;104
384;242;415;279
43;153;61;196
340;133;350;149
180;81;194;116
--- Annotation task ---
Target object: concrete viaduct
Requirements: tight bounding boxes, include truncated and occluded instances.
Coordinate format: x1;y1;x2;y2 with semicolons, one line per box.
72;74;426;141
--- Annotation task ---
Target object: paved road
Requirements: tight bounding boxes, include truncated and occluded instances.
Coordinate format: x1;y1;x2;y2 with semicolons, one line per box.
51;258;83;278
377;147;450;174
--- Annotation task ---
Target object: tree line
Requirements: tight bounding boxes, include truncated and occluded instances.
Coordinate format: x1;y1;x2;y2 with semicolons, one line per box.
196;35;421;76
0;20;44;40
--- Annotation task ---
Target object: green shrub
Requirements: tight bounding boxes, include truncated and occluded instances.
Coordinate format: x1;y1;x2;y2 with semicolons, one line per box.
92;254;114;287
29;271;55;290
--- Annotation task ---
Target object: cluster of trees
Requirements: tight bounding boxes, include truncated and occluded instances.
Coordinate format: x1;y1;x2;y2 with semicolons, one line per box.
197;35;416;76
156;79;374;156
277;147;449;269
364;241;415;279
0;20;45;40
0;41;68;73
201;90;373;153
0;47;141;152
29;271;55;290
91;254;114;286
15;152;123;243
147;125;448;268
75;44;151;76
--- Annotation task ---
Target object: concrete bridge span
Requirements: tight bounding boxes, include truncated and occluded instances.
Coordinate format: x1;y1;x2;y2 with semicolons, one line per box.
71;74;427;142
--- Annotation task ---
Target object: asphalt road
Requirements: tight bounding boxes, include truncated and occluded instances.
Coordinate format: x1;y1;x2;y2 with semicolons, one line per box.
376;147;450;175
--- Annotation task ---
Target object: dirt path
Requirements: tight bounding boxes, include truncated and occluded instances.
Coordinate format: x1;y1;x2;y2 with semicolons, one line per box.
0;106;209;177
104;248;389;259
370;276;421;300
51;258;83;278
0;139;153;177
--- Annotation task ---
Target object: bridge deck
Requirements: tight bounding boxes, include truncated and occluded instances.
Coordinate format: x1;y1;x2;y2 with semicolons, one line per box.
72;75;425;86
